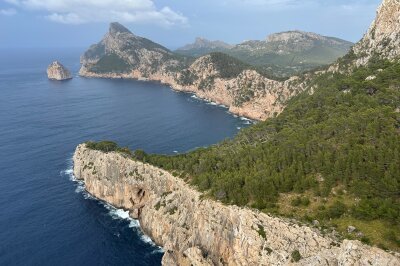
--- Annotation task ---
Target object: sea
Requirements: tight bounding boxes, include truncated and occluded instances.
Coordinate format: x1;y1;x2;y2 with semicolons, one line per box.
0;48;252;265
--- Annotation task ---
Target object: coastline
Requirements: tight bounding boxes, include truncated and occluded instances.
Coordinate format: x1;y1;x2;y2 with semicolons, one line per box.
73;144;400;265
79;67;304;122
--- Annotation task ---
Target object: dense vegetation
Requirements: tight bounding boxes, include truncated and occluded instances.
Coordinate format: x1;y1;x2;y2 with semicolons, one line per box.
147;60;399;249
205;52;288;81
88;60;400;250
89;53;131;73
176;38;352;77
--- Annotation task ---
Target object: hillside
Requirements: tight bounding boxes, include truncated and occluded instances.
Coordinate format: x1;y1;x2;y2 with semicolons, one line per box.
83;0;400;253
80;25;308;121
142;59;400;251
176;31;353;77
175;37;233;57
80;22;191;76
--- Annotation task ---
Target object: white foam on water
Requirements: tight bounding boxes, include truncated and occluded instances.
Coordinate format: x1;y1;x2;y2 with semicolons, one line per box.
129;220;140;228
110;208;130;220
64;156;163;252
237;127;241;130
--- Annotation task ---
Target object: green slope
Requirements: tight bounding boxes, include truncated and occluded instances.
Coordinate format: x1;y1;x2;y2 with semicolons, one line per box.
87;60;400;251
142;60;399;250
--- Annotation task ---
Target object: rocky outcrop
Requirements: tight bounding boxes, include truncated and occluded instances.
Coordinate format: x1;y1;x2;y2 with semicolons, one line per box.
47;61;72;80
352;0;400;65
79;23;310;120
73;144;400;266
177;37;233;52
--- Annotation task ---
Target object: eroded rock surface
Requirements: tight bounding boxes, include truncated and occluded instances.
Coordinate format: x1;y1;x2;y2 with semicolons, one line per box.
47;61;72;81
73;144;400;266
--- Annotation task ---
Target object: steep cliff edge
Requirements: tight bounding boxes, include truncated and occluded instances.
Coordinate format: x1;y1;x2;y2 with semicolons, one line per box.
352;0;400;65
73;144;400;265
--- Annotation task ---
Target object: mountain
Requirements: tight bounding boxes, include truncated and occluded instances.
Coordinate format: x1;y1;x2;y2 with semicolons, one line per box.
175;37;233;57
175;31;353;77
228;31;353;76
132;0;400;253
78;0;400;263
80;22;190;76
80;25;308;121
352;0;400;65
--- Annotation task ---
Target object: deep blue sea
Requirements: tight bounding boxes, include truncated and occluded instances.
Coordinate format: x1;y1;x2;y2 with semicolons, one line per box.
0;48;251;265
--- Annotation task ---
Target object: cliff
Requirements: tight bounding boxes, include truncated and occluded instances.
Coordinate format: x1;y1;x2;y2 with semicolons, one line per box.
80;23;308;120
352;0;400;65
73;144;400;265
79;0;400;120
47;61;72;80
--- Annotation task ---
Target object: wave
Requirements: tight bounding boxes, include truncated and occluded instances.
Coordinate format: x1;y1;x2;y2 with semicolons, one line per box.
62;156;163;252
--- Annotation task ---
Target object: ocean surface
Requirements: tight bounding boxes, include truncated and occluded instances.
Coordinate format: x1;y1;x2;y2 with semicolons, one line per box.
0;48;252;265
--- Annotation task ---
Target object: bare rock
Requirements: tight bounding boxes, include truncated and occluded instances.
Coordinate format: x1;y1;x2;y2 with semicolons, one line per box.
47;61;72;81
73;144;400;265
347;226;357;233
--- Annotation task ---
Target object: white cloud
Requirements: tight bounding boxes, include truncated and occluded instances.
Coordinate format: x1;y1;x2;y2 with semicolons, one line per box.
4;0;187;26
0;8;17;16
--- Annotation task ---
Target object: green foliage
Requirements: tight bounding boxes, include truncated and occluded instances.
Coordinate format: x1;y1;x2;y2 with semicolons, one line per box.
86;141;118;152
257;224;267;239
323;201;347;219
208;52;251;79
88;60;400;248
86;141;133;156
89;53;131;73
291;250;302;262
291;196;310;207
142;60;400;228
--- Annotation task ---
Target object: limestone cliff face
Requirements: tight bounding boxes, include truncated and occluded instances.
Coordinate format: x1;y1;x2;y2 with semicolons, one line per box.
73;144;400;266
352;0;400;65
79;23;310;121
47;61;72;81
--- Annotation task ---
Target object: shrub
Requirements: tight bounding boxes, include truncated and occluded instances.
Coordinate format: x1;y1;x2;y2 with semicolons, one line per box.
86;141;118;152
291;250;301;262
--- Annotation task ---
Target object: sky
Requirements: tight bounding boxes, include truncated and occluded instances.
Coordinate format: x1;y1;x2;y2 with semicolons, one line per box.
0;0;382;49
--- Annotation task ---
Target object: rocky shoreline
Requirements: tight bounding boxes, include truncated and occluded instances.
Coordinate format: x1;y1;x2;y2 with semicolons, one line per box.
79;66;306;121
73;144;400;265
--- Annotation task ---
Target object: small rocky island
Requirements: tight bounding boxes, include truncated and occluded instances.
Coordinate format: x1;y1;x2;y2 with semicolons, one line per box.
47;61;72;80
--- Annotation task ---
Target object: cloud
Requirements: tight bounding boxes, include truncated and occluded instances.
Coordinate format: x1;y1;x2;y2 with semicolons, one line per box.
4;0;187;26
0;8;17;16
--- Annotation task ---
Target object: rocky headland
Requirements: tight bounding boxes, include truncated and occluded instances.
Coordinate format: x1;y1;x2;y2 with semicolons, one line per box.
73;144;400;265
79;23;309;121
47;61;72;81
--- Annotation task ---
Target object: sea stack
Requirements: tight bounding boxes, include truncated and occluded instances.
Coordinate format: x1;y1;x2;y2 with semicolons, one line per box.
47;61;72;81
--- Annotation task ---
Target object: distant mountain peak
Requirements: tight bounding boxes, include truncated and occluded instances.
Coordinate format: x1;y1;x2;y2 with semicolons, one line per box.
177;38;233;51
265;30;344;44
109;22;132;35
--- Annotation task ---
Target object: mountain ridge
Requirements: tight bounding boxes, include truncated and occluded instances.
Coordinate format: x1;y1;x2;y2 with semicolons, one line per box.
175;30;353;76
